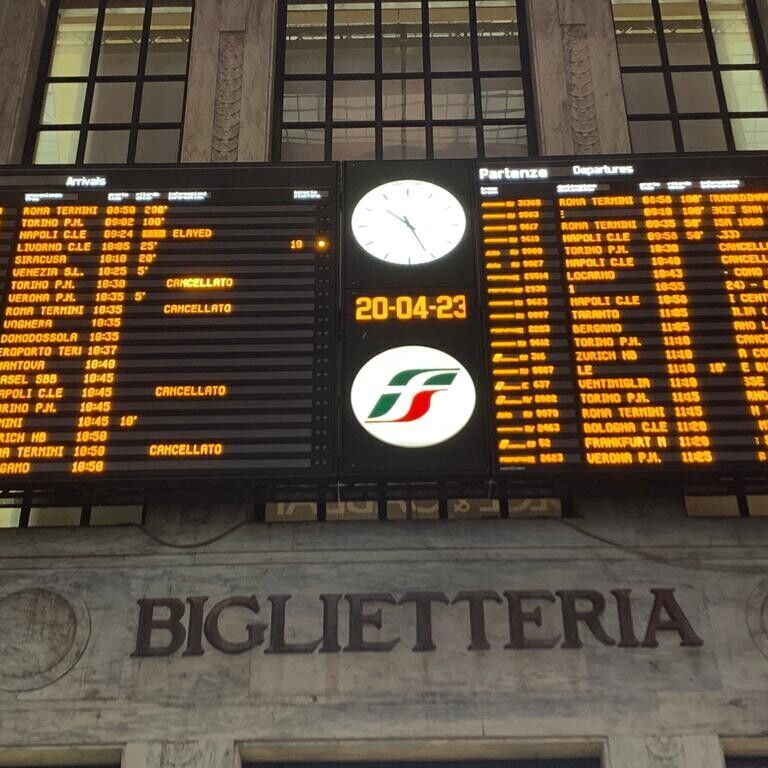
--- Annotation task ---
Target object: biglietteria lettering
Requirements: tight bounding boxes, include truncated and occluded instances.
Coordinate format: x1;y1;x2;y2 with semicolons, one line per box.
132;588;703;657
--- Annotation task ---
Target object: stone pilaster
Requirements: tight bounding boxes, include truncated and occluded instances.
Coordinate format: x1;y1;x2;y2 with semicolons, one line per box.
606;735;725;768
123;742;239;768
756;0;768;52
182;0;278;162
526;0;630;156
0;0;52;164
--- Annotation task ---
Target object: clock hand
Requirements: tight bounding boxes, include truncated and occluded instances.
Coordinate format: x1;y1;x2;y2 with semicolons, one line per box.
386;209;428;252
386;209;408;225
402;216;427;252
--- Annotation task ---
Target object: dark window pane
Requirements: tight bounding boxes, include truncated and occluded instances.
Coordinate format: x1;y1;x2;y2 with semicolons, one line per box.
333;80;375;121
97;3;146;76
285;2;328;75
49;5;98;77
282;80;326;123
332;127;375;159
672;70;719;112
732;117;768;149
90;505;143;525
145;2;193;75
281;127;326;160
722;69;768;112
476;1;521;71
135;128;180;161
680;118;727;150
429;1;472;72
382;2;423;73
622;71;669;113
612;0;662;66
706;0;759;64
433;124;476;157
481;76;524;120
140;80;185;122
483;124;527;156
41;82;87;125
382;79;425;120
658;0;711;65
383;126;427;158
334;2;374;73
84;129;130;162
629;119;676;152
432;78;475;119
34;130;80;164
90;81;136;123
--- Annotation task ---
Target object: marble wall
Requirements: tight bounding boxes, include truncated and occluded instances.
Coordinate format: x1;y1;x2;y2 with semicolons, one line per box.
0;499;766;768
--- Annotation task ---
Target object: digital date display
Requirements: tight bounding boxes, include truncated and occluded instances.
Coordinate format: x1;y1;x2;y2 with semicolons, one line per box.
353;294;469;322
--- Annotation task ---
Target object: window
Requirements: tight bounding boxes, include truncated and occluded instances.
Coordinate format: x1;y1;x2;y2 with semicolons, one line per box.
28;0;194;165
612;0;768;152
274;0;535;160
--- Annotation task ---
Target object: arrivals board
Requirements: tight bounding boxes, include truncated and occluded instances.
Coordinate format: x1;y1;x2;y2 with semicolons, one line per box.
0;166;337;481
477;155;768;475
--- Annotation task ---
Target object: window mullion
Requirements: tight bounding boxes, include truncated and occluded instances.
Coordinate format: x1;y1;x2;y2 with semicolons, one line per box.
468;0;484;157
650;0;684;150
325;0;335;161
77;0;108;163
127;0;155;163
375;0;383;159
698;0;736;150
422;0;433;157
517;0;538;157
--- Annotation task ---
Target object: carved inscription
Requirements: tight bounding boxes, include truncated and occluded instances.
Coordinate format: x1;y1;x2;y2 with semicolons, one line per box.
132;588;704;658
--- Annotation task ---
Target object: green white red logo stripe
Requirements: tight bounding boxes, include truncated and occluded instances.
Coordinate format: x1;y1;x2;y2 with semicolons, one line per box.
366;369;460;423
351;346;476;448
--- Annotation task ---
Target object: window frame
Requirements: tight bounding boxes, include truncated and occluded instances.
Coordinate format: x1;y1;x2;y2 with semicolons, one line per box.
25;0;195;165
272;0;538;161
612;0;768;153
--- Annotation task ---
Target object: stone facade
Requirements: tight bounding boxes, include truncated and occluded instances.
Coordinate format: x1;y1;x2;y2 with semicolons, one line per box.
0;2;767;768
0;499;766;768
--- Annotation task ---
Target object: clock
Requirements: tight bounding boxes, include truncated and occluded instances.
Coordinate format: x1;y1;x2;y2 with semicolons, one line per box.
351;179;466;265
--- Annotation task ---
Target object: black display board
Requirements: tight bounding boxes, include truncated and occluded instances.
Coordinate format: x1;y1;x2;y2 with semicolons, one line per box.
0;165;337;482
3;155;768;492
476;154;768;476
340;160;491;479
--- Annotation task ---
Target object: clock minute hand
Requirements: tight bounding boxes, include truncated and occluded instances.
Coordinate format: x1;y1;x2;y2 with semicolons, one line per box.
402;215;427;252
386;209;408;225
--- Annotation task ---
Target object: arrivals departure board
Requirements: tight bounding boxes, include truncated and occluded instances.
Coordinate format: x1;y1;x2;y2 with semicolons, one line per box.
477;155;768;475
0;165;337;481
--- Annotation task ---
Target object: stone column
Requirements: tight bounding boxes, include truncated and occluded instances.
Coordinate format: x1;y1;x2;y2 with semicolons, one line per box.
0;0;52;164
123;741;239;768
526;0;630;156
605;735;725;768
756;0;768;51
182;0;278;162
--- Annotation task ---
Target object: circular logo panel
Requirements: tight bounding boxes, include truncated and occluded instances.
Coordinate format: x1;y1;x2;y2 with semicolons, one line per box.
351;179;467;266
351;345;476;448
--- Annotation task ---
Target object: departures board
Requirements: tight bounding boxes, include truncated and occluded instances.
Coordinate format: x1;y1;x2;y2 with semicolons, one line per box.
477;155;768;475
0;165;337;481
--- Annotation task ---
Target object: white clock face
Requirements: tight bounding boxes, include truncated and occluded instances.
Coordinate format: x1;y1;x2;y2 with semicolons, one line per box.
351;179;466;265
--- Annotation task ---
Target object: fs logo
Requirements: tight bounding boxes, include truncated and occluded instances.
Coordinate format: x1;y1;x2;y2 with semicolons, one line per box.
351;345;476;448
